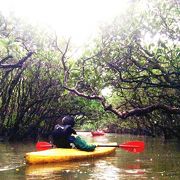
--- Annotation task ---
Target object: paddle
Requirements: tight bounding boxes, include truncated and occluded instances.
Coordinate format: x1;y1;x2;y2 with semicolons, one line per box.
97;141;145;153
36;141;144;153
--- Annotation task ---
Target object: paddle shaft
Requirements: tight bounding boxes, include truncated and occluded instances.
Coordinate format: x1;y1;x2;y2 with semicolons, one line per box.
97;144;140;148
36;140;144;153
97;144;118;147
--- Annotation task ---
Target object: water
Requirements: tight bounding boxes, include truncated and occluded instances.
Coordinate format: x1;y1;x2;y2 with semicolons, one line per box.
0;133;180;179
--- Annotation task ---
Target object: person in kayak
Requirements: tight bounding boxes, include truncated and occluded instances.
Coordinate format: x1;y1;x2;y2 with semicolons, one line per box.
51;115;96;151
51;115;77;148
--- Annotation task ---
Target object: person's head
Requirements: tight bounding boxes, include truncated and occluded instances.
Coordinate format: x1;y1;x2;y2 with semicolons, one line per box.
62;116;75;127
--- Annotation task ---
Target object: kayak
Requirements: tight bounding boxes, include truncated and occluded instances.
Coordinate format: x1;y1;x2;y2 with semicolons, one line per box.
25;145;116;164
91;131;105;136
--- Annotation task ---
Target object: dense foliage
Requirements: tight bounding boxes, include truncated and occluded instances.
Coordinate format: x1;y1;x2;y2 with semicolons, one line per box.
0;0;179;140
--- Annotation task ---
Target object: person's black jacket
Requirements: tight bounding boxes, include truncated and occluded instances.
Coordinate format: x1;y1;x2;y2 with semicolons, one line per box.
51;124;76;148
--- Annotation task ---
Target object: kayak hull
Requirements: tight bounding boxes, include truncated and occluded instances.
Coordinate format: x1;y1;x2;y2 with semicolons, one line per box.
25;145;116;164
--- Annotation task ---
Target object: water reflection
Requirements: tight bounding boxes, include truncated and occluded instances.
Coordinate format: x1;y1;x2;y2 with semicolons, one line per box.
26;162;80;179
25;159;148;180
0;134;180;179
89;160;120;179
88;157;148;180
0;142;27;172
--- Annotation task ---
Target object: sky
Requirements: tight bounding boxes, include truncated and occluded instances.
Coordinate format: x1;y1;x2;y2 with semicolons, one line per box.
0;0;129;46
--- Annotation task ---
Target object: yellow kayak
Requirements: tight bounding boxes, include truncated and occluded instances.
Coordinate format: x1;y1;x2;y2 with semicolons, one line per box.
25;145;116;164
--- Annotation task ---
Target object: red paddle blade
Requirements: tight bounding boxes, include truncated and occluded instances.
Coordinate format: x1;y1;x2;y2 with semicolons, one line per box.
119;141;145;153
36;141;52;151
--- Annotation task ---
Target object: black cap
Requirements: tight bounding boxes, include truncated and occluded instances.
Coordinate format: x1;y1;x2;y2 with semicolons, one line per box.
62;116;75;127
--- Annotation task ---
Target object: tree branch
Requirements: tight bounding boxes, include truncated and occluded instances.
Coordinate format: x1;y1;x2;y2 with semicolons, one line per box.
0;52;33;69
119;104;180;119
63;86;180;119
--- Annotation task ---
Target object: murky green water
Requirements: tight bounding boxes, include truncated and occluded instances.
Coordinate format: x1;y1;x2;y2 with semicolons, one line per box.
0;133;180;179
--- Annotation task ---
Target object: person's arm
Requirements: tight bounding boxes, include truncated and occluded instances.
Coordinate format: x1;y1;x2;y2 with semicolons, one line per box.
73;136;96;151
71;128;77;135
